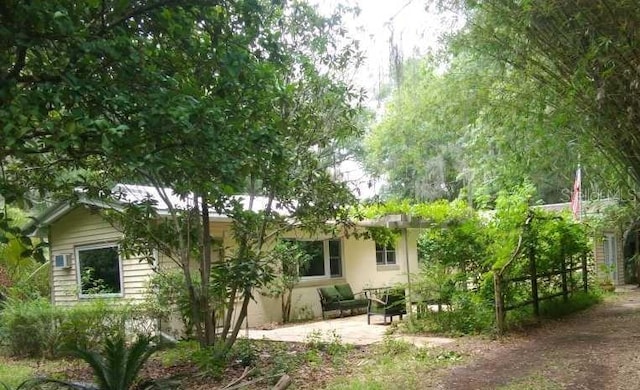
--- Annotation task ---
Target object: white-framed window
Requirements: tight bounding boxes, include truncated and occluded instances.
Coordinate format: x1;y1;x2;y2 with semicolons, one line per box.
75;243;123;297
375;242;396;265
295;239;342;279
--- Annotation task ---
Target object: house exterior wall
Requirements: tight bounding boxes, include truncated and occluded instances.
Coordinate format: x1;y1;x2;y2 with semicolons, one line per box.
49;210;420;329
593;230;625;285
194;225;419;327
282;229;419;325
49;206;154;304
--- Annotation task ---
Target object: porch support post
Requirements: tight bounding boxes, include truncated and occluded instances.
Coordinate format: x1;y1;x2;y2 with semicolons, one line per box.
403;227;412;313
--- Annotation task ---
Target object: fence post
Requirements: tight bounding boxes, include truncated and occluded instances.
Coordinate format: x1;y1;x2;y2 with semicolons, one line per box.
529;244;539;318
494;271;505;334
582;254;588;293
568;255;574;292
561;252;569;302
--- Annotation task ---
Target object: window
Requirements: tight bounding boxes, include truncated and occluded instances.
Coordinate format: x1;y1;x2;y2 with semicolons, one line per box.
296;239;342;279
376;242;396;265
76;244;122;296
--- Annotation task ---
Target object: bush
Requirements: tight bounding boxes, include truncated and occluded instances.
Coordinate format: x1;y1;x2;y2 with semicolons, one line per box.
192;344;228;380
405;293;494;336
538;291;602;318
0;298;155;358
0;298;62;358
231;338;257;367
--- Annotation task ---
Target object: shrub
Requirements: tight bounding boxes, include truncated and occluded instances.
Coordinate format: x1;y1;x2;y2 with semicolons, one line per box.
404;293;494;336
0;298;62;358
538;291;602;318
0;298;154;358
191;344;228;380
230;338;257;367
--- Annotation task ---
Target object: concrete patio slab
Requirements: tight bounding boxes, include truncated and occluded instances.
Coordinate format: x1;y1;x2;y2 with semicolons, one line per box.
244;314;455;348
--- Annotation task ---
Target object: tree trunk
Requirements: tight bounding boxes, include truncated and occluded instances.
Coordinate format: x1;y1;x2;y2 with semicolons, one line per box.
282;289;293;323
225;289;251;352
200;194;215;345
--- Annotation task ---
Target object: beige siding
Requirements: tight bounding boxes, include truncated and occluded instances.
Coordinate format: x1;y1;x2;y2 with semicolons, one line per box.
51;211;421;329
284;229;420;324
593;230;625;285
216;226;420;327
49;206;154;304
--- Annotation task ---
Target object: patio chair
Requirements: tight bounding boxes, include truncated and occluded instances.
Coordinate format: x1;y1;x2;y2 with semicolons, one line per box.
366;288;407;325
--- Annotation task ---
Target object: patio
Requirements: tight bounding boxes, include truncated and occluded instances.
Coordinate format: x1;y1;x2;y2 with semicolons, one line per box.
244;314;455;347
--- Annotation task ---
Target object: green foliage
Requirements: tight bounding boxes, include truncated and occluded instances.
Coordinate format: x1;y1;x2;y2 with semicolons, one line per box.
362;227;398;251
0;207;49;300
157;340;199;368
0;298;62;358
363;22;622;204
324;338;463;390
366;187;591;335
71;334;161;390
488;184;538;271
378;337;412;356
262;241;312;323
0;335;168;390
302;330;351;366
230;338;257;368
0;362;33;389
407;293;494;335
266;343;299;381
2;0;364;359
191;343;232;380
146;271;212;339
447;0;640;192
364;58;468;201
0;298;154;358
538;292;602;319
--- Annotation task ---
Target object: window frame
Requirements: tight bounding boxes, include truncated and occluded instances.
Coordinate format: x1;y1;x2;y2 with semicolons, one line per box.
75;242;124;299
375;242;396;266
294;238;343;280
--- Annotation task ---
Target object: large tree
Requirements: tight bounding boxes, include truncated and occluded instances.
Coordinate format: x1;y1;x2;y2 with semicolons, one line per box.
2;0;363;353
365;38;622;205
443;0;640;194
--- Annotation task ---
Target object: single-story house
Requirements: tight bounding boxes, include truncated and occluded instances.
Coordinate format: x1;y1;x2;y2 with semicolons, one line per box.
26;185;420;328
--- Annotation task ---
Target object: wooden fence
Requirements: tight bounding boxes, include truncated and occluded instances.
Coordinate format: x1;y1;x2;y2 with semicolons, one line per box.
493;213;589;333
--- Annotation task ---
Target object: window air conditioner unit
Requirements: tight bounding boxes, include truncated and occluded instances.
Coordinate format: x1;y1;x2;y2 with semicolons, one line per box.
54;254;72;269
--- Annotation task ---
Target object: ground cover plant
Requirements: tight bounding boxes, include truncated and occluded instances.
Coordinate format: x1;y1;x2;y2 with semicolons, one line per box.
0;333;469;390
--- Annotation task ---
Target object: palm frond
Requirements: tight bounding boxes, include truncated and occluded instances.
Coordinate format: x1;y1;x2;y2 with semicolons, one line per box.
71;333;160;390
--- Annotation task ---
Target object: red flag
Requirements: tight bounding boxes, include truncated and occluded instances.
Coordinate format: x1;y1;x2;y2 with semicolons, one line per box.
570;167;581;220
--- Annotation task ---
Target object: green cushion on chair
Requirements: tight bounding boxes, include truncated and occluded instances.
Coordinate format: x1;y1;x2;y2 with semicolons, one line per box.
319;286;342;303
334;284;355;300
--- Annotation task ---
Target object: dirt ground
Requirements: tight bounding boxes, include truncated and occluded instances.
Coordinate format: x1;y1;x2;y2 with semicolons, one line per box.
438;288;640;390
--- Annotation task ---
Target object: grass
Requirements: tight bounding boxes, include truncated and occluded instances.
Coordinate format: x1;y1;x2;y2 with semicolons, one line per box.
324;337;464;390
0;358;35;388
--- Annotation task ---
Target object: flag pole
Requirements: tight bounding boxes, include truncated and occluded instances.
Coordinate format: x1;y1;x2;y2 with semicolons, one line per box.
578;164;582;222
571;159;582;221
577;152;582;221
